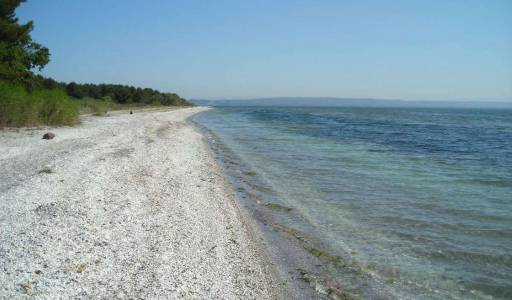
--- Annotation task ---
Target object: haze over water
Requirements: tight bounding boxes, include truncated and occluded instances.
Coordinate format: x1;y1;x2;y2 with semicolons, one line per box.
196;106;512;299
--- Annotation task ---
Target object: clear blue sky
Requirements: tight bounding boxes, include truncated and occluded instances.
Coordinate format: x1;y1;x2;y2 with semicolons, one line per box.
18;0;512;101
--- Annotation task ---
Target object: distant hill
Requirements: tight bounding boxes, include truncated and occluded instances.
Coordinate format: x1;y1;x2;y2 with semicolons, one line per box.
191;97;512;109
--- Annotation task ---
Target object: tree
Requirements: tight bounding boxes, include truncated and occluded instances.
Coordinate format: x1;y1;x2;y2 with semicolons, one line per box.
66;82;86;98
0;0;50;84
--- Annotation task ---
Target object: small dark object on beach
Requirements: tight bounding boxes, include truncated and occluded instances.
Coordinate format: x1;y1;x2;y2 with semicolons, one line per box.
38;167;53;174
42;132;55;140
130;110;133;115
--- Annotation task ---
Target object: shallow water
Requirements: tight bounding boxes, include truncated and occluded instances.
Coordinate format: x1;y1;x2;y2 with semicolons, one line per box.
194;106;512;299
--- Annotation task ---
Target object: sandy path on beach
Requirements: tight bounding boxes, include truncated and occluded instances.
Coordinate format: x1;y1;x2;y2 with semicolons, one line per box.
0;107;281;299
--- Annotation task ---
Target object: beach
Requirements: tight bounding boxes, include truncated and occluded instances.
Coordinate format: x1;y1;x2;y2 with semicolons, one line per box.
0;107;282;299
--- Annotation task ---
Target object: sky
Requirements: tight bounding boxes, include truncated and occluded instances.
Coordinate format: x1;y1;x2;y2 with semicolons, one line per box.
18;0;512;101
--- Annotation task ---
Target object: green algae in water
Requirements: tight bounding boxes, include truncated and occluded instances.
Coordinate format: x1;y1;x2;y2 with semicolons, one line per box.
264;202;293;212
271;223;306;242
297;268;356;300
307;247;346;266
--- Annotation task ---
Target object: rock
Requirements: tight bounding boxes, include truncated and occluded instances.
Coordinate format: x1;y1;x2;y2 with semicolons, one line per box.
42;132;55;140
130;110;133;115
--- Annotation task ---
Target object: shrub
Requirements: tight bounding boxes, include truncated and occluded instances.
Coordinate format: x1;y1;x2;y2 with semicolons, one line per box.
76;97;114;116
150;100;163;107
0;81;79;127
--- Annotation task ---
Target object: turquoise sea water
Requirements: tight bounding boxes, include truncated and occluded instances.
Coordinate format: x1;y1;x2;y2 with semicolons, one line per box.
194;107;512;299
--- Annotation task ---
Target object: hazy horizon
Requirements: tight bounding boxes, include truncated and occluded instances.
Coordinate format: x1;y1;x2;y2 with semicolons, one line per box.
191;97;512;108
18;0;512;101
193;96;512;103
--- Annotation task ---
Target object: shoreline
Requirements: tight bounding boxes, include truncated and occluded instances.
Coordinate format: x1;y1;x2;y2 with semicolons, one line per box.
0;107;283;298
192;106;512;300
192;112;352;300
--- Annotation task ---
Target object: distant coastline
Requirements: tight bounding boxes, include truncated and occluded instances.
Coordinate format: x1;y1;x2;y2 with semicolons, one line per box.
191;97;512;109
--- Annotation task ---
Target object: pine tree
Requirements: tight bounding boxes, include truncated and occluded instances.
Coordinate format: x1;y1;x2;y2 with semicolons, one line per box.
0;0;50;84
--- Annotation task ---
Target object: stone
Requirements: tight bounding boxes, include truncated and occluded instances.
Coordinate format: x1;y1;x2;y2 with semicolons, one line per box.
42;132;55;140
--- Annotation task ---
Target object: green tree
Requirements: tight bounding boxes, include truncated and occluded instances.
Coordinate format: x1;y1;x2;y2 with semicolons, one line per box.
0;0;50;85
66;82;86;98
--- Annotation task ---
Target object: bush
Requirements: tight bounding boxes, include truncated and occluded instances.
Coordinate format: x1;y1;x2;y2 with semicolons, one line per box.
76;97;115;116
150;100;163;107
0;81;79;127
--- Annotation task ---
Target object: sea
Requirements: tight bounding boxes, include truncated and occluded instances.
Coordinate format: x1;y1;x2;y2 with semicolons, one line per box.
193;106;512;300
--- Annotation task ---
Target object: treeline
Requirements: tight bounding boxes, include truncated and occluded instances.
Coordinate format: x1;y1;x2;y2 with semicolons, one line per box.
37;76;191;106
1;0;191;127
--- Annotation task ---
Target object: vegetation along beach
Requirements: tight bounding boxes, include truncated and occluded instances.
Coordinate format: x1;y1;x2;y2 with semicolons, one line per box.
1;0;511;299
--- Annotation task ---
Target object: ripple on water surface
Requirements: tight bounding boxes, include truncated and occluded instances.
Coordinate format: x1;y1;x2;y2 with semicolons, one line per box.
194;106;512;299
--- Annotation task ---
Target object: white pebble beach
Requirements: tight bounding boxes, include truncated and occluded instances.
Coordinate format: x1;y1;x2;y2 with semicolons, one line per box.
0;107;283;299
